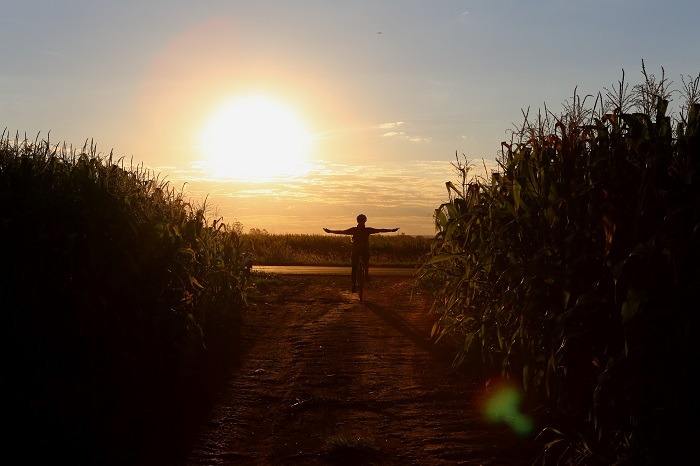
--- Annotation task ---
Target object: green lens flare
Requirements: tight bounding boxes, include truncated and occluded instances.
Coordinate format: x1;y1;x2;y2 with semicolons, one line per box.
483;385;534;436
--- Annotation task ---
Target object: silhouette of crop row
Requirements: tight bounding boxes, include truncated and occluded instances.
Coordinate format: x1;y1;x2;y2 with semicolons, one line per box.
421;63;699;464
1;132;251;462
243;231;430;266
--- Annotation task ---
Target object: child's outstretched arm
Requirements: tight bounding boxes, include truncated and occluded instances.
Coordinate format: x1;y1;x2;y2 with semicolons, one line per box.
323;227;353;235
368;227;400;234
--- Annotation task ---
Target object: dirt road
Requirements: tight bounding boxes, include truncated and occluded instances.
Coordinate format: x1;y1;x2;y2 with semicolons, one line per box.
150;274;539;465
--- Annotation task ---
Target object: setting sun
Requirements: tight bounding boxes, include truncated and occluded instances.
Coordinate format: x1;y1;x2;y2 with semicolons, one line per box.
198;94;312;180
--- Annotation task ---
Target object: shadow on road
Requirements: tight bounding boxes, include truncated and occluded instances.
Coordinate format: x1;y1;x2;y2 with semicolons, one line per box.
363;300;453;360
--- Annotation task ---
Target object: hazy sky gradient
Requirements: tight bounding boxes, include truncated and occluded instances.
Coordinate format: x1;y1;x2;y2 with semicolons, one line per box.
3;1;698;234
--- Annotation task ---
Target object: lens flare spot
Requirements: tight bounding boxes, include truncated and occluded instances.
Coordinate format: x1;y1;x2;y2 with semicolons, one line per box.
482;382;534;436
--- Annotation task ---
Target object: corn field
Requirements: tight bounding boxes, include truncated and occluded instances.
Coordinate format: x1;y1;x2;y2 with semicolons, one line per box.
1;132;251;462
421;64;700;464
243;232;430;266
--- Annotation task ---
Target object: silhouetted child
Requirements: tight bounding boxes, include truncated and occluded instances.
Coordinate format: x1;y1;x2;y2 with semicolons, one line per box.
323;214;399;292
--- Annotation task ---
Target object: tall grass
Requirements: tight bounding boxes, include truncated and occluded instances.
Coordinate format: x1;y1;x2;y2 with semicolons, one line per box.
244;232;430;266
421;63;699;464
1;131;250;461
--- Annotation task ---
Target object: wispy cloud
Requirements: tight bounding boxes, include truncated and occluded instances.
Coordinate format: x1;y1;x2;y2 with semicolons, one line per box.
147;157;499;235
152;160;473;234
42;50;73;59
377;121;430;143
376;121;405;129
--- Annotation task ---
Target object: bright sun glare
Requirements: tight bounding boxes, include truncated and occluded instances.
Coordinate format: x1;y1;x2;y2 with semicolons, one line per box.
198;94;312;180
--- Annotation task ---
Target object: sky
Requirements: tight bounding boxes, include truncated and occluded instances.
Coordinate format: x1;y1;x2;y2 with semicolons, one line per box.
2;1;699;235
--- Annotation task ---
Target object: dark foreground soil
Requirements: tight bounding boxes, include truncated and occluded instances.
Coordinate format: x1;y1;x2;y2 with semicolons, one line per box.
144;274;541;465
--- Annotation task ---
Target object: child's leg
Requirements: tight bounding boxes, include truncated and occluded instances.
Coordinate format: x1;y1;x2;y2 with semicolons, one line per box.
362;251;370;280
351;250;359;291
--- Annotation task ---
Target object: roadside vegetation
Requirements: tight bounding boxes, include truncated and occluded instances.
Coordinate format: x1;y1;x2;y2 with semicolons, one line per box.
420;62;700;464
1;133;251;462
243;231;430;266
